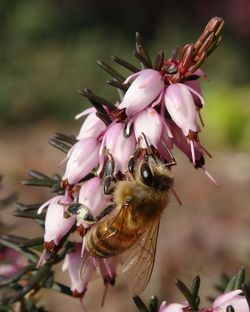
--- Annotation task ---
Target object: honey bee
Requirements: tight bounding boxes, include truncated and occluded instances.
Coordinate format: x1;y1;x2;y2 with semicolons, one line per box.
78;146;176;295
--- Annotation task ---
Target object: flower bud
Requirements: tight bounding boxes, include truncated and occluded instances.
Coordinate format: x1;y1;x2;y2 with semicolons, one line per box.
63;138;100;185
119;69;164;116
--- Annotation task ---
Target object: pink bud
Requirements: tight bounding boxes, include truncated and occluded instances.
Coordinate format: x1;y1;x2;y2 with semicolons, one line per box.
184;69;206;108
0;248;26;278
97;257;118;285
78;177;112;222
75;107;106;140
63;138;100;185
118;69;164;116
164;83;199;136
159;302;188;312
133;108;163;148
39;195;76;246
62;243;95;297
100;123;136;174
212;289;249;312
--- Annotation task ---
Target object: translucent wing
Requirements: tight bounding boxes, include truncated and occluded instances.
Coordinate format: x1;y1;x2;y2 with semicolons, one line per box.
80;202;137;278
122;220;160;296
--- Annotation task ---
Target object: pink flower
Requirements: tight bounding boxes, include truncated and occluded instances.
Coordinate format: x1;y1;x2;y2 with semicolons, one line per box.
62;243;95;298
0;248;27;278
63;137;100;185
159;301;188;312
164;83;202;136
118;69;164;116
133;108;163;148
75;107;106;140
97;257;118;285
38;195;76;250
99;123;136;174
159;290;249;312
212;289;249;312
77;177;112;227
184;69;206;108
169;120;203;167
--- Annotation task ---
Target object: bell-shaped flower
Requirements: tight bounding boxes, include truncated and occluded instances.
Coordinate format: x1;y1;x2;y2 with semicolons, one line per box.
212;289;249;312
133;108;163;148
75;107;106;140
63;137;100;185
38;195;76;251
169;121;217;185
184;69;206;109
118;69;164;116
169;120;202;166
99;123;136;174
156;121;174;163
97;257;118;286
164;83;203;136
0;248;27;278
77;177;112;227
62;243;95;298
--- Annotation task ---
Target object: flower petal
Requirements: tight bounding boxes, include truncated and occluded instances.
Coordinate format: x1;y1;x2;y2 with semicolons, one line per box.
78;177;112;217
133;108;163;148
119;69;164;116
164;83;198;136
213;290;249;312
76;109;106;140
104;123;136;173
63;138;100;185
44;199;76;245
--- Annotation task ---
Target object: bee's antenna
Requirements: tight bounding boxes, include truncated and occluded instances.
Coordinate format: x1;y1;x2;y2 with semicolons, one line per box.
141;132;151;150
161;140;177;167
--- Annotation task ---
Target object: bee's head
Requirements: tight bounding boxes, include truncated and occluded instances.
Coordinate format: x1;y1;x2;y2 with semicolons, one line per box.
137;155;174;191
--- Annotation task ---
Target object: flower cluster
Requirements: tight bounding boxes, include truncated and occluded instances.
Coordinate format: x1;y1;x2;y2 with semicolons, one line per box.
159;290;249;312
36;17;225;302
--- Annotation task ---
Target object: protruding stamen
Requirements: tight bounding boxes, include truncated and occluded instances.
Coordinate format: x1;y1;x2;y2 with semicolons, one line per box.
80;298;88;312
202;167;218;186
171;188;182;206
101;284;109;307
189;140;196;166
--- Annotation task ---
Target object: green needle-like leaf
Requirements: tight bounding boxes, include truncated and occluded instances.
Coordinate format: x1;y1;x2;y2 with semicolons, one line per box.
191;275;201;300
149;296;158;312
175;279;199;311
111;55;139;73
135;32;152;68
234;266;245;289
153;51;164;71
97;60;125;82
133;296;150;312
225;275;237;292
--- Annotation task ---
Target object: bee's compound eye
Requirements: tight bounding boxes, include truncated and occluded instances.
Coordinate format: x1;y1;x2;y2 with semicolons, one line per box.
140;163;154;186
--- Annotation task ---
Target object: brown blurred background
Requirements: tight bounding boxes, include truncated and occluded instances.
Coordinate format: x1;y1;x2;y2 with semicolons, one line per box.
0;0;250;311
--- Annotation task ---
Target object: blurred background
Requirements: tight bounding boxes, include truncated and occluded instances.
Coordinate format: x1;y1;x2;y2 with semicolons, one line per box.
0;0;249;311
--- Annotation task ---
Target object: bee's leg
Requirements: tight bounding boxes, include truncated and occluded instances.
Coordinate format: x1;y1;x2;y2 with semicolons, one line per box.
95;204;116;221
161;140;177;167
128;138;143;175
103;152;116;195
65;203;96;224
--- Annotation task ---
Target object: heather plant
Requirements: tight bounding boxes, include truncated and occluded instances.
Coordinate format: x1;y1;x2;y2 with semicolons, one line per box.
0;17;249;312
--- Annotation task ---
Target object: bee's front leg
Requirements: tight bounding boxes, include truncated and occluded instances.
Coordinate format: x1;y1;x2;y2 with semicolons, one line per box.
65;203;115;224
103;151;116;195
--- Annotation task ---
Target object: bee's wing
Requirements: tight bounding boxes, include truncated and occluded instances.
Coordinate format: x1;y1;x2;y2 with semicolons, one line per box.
122;220;160;296
80;203;131;279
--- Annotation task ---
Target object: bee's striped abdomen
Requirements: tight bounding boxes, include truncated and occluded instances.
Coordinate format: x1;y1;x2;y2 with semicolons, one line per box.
86;217;141;258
